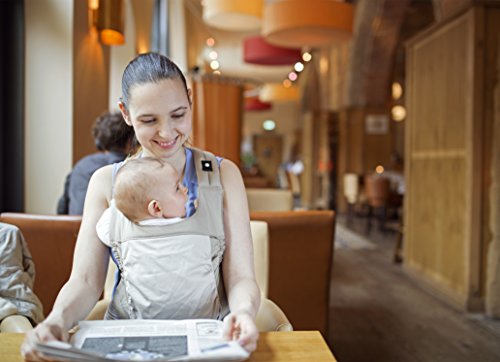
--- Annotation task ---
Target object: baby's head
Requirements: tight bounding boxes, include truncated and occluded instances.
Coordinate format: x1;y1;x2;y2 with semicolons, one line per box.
114;157;187;223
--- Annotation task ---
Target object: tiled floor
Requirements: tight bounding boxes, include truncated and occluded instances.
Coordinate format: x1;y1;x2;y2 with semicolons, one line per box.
328;214;500;362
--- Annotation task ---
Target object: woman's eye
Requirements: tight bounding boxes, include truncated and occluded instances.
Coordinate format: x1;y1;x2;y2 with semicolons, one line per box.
141;118;156;124
172;113;185;119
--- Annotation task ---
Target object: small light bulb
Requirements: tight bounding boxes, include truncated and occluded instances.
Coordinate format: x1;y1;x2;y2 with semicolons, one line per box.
210;60;220;70
288;72;298;81
206;37;215;47
294;62;304;72
282;79;292;88
209;50;218;60
302;52;312;62
375;165;384;174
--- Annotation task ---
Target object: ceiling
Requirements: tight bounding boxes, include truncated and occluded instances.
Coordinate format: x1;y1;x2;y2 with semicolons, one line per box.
184;0;436;107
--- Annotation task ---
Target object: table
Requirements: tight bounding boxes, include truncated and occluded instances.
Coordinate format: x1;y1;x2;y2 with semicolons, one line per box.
0;331;336;361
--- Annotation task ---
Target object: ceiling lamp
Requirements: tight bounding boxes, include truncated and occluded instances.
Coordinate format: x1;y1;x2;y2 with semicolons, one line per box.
262;0;353;48
98;0;125;45
243;36;302;65
203;0;264;31
244;97;272;111
260;83;300;103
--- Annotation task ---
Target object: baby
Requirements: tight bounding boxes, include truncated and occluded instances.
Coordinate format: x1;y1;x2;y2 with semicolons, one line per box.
96;157;188;244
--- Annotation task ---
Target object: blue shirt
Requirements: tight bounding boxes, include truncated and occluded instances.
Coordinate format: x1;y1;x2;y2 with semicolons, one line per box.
183;147;223;217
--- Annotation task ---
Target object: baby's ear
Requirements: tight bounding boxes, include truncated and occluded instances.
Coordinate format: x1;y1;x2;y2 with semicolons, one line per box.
147;200;163;218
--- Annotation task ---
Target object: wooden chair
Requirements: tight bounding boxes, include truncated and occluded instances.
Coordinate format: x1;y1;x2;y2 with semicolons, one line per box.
364;174;390;232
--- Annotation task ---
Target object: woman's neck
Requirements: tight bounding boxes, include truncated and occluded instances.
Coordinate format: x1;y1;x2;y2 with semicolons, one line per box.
166;146;187;179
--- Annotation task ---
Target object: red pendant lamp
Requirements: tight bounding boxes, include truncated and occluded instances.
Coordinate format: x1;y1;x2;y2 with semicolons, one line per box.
244;97;272;111
243;36;302;65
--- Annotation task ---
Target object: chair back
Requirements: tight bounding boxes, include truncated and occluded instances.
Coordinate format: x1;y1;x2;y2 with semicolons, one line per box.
365;174;390;207
250;210;335;336
246;188;293;212
0;213;82;316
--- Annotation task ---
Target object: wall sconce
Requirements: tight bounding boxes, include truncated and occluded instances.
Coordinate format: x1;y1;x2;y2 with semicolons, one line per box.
88;0;99;30
89;0;125;46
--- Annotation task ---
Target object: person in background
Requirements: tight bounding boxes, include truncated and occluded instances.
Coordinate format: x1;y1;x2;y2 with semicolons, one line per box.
0;223;43;332
57;111;136;215
23;53;260;361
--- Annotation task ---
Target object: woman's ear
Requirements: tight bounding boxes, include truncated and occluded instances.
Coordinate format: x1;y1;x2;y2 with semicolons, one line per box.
118;102;133;126
147;200;163;218
187;88;193;107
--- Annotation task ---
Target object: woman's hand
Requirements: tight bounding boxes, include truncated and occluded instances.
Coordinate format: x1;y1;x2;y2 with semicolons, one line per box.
222;311;259;353
21;321;68;361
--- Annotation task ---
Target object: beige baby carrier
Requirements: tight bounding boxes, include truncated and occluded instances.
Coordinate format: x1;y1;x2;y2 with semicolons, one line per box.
105;149;229;320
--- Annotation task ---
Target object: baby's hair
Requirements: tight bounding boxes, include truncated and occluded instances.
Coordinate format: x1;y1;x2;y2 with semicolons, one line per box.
114;157;169;223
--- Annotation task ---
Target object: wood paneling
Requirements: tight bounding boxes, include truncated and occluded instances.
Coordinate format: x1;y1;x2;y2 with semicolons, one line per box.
191;75;243;164
73;0;110;164
405;7;490;310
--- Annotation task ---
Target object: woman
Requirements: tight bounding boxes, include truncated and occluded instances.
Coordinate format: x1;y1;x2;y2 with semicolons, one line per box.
22;53;260;360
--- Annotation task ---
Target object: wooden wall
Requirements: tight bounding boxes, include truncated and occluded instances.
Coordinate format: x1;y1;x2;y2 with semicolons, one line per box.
191;75;243;164
405;6;492;310
336;107;392;211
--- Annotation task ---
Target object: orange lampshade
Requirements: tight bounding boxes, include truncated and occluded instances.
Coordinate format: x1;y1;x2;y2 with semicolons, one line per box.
203;0;263;31
260;83;300;103
262;0;353;48
98;0;125;46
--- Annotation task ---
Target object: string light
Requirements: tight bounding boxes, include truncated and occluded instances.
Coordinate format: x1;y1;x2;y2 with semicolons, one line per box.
294;62;304;72
288;71;298;81
282;79;292;88
302;52;312;62
209;50;218;60
210;60;220;70
206;37;215;47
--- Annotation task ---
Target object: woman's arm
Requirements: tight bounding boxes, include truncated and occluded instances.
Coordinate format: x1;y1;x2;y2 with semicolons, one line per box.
220;159;261;352
22;165;114;361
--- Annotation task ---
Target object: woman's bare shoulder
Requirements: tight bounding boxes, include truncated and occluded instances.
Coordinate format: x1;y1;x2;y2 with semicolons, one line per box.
87;164;114;202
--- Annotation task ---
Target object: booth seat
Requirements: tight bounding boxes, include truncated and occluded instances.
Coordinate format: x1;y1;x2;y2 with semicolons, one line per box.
246;188;294;212
250;210;335;337
0;213;292;332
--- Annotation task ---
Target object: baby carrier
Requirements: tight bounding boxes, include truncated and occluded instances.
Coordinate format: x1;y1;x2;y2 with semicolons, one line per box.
105;148;229;320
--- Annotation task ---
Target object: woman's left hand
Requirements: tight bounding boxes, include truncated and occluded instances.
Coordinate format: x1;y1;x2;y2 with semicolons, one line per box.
222;311;259;353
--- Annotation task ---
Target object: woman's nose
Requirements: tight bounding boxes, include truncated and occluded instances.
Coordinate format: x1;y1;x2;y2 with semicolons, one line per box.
157;121;174;139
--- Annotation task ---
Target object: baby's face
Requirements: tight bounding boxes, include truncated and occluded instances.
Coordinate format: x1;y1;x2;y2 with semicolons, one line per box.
155;166;188;218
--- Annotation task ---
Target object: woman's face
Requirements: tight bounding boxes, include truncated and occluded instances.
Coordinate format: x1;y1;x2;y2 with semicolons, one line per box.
122;78;192;159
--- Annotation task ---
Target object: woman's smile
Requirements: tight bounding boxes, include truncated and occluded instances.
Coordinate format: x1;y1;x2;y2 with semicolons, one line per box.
155;135;179;150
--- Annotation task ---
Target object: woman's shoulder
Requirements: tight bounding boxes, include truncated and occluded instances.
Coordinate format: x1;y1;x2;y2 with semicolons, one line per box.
88;164;114;193
186;147;224;166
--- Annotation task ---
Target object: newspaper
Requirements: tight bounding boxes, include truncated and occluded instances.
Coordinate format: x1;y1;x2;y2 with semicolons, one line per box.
35;319;249;362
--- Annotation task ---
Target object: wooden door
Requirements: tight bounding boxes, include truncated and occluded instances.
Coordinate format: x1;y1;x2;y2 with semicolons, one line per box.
254;134;283;187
